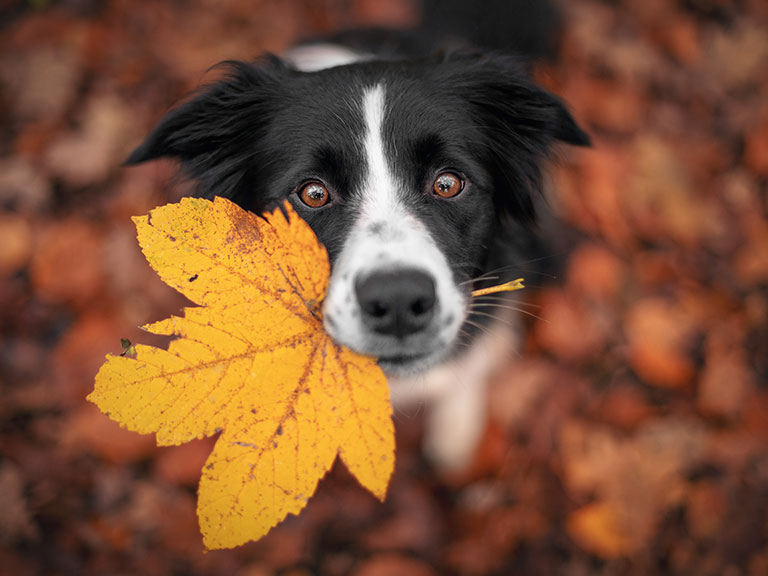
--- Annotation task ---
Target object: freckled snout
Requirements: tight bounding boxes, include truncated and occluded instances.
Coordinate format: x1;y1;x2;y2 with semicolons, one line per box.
355;269;436;338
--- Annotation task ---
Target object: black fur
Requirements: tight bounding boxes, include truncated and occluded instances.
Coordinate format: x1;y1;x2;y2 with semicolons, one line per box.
126;51;587;279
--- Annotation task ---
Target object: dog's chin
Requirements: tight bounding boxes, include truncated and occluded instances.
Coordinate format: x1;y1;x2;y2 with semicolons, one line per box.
323;316;464;378
376;348;448;378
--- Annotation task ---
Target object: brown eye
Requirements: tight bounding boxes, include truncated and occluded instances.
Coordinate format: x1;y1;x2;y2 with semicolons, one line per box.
433;172;464;198
298;181;330;208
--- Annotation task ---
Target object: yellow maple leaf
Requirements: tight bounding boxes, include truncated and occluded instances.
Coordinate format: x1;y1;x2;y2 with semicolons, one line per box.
88;197;394;550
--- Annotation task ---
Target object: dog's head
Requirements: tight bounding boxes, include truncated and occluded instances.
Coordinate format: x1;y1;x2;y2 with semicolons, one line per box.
127;52;588;375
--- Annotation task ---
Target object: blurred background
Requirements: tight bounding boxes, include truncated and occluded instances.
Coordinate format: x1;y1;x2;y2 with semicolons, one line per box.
1;1;767;574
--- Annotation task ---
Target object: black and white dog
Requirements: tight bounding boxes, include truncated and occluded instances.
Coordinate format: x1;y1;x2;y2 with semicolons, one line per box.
126;17;588;470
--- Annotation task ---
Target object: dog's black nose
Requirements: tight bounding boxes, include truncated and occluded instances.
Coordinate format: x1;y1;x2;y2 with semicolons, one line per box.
355;269;437;338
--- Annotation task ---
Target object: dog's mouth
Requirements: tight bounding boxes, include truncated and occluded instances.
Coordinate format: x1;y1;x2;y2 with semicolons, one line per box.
376;348;446;376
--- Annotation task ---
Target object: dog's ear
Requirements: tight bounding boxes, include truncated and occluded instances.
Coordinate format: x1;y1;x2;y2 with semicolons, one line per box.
125;57;286;201
439;52;589;222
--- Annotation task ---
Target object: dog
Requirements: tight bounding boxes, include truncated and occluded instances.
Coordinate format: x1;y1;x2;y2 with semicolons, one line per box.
125;21;589;471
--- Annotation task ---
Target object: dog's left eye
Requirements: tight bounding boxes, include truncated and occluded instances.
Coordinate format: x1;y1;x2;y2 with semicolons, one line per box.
298;181;330;208
433;172;464;198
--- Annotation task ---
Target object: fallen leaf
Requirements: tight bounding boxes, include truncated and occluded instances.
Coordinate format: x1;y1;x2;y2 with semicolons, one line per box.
124;481;204;559
577;77;646;135
361;483;441;554
655;12;701;65
62;404;156;464
30;218;105;308
590;383;656;431
566;502;633;558
562;147;635;248
88;197;394;549
0;213;32;276
352;554;438;576
52;313;126;407
734;212;768;286
698;346;754;421
745;107;768;177
705;18;768;93
566;242;624;302
44;94;134;188
533;288;609;364
626;134;705;247
561;418;706;557
624;297;697;389
685;480;727;541
0;462;38;543
488;359;556;430
0;46;81;124
0;157;51;212
154;438;216;487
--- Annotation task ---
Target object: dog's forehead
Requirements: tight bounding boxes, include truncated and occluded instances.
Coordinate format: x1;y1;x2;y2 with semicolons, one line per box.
281;63;467;131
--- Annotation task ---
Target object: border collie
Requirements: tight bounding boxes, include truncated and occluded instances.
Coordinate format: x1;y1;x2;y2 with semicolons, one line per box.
125;25;588;470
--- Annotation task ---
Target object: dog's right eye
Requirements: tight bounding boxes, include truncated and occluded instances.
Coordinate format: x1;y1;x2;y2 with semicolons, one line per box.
298;181;330;208
432;172;464;198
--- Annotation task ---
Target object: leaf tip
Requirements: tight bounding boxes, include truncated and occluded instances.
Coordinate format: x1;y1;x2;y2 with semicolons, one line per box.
372;487;389;503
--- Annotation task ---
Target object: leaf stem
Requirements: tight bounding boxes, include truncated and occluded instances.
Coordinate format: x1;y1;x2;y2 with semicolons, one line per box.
470;278;525;297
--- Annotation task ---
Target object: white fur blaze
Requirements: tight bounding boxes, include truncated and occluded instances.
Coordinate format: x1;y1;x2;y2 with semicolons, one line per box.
322;84;465;372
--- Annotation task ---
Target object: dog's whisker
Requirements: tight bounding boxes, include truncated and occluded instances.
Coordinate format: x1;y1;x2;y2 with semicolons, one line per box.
458;263;557;291
462;317;495;338
392;402;425;421
454;330;474;350
468;309;538;329
458;274;499;287
469;259;562;281
470;263;529;278
472;295;541;309
469;302;545;322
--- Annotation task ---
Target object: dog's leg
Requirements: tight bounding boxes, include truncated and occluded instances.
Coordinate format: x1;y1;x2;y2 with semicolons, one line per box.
423;363;489;471
389;319;521;470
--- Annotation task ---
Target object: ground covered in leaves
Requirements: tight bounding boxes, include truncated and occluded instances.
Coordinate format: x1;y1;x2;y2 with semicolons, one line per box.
1;1;767;574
